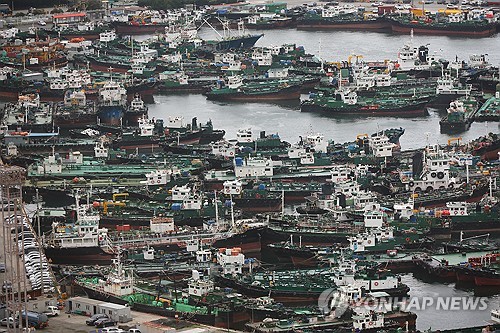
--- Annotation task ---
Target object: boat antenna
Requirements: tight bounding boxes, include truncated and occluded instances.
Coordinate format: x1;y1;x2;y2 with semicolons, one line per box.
108;67;114;82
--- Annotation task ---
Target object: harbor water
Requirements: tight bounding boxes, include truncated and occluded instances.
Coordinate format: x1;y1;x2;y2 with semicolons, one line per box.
149;93;498;150
402;273;500;331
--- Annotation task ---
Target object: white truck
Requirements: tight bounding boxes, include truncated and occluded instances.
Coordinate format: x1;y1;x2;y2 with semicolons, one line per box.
43;306;60;317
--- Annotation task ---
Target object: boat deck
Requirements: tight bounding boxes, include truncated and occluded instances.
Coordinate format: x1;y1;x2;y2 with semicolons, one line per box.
475;96;500;121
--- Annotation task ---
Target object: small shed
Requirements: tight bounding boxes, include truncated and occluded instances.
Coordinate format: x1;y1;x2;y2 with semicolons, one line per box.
97;302;132;323
65;297;102;317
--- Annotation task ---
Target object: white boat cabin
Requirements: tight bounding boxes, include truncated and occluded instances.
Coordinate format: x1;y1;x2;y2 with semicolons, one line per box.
188;271;214;297
491;309;500;324
223;179;243;195
143;169;172;186
287;143;306;159
352;310;385;331
331;165;352;183
183;193;202;210
234;157;273;178
446;202;468;216
364;210;385;228
299;152;316;165
211;140;237;158
348;227;394;252
393;199;415;220
305;133;328;153
138;116;155;137
226;75;243;89
94;141;109;158
196;249;212;263
99;30;117;42
236;128;253;143
167;116;184;129
171;185;191;201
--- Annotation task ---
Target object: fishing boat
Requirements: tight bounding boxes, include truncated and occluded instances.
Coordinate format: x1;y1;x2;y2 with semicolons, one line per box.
78;251;250;328
97;80;127;126
301;88;430;116
474;88;500;122
52;90;97;129
0;40;68;70
215;260;410;305
223;180;283;213
297;10;391;31
388;15;497;37
2;93;53;131
123;94;148;126
157;71;214;93
44;195;114;265
455;253;500;286
439;96;479;133
205;76;302;102
431;72;473;108
206;20;264;51
246;14;296;29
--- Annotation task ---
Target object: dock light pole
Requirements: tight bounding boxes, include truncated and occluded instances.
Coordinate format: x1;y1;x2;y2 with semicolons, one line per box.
230;193;235;230
281;189;284;217
214;190;219;226
36;189;44;295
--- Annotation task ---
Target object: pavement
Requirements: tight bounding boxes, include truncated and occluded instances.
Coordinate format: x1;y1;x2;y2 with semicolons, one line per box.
44;310;243;333
42;310;156;333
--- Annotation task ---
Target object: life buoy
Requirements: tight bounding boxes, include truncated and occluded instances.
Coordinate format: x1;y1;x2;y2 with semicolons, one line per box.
309;158;313;162
472;185;476;190
367;240;372;244
374;282;379;286
431;172;437;178
409;181;415;187
193;289;197;294
369;321;373;326
99;236;103;241
461;211;464;215
236;188;240;193
157;180;161;184
229;151;234;156
437;172;445;179
405;237;411;242
448;183;454;188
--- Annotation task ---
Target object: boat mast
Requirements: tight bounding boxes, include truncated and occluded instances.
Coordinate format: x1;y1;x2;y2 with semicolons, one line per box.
214;190;219;226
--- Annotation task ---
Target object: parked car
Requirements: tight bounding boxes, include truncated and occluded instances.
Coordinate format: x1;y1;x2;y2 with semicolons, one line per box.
0;317;18;327
2;281;12;292
101;328;124;333
95;318;116;328
86;313;108;326
43;306;60;317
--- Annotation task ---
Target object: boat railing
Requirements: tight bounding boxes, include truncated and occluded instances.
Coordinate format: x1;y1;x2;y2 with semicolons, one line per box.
109;231;232;250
